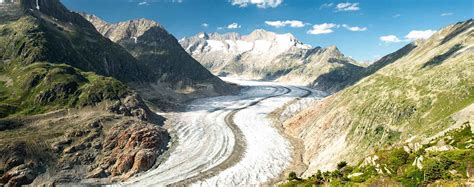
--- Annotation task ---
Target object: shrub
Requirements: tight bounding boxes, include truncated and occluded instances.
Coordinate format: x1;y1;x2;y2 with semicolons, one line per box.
330;170;343;179
423;157;452;182
400;165;423;186
287;171;298;181
337;161;348;170
315;170;324;184
386;148;409;171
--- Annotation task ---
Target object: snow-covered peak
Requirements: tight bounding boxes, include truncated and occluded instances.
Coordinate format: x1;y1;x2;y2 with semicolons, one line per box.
246;29;276;40
198;32;207;39
181;29;313;55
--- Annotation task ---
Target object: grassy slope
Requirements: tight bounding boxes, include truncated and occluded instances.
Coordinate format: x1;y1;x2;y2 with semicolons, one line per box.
341;20;473;148
285;20;473;177
0;62;129;117
282;125;474;186
0;6;143;118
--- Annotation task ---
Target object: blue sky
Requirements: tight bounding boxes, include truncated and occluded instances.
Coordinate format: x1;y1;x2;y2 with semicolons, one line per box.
61;0;473;61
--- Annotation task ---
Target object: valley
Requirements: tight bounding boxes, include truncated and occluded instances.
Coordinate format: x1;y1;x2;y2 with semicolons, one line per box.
125;78;324;186
0;0;472;186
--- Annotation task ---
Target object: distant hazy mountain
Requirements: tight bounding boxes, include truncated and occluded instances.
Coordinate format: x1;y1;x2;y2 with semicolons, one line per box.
180;29;363;92
81;14;234;105
284;19;474;177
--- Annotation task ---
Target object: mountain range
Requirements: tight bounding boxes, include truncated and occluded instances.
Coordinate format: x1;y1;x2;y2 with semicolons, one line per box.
180;30;364;93
81;14;235;108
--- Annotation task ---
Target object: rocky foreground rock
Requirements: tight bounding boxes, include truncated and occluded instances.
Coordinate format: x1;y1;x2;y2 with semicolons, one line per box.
0;93;170;186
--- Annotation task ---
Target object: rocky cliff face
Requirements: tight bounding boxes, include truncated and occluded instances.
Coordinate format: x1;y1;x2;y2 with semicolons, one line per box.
81;14;236;107
284;19;474;176
180;29;363;92
0;0;170;185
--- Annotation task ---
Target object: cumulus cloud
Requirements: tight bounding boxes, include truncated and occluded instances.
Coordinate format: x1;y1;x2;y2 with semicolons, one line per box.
320;3;334;9
441;12;453;16
138;1;149;5
342;24;367;31
230;0;283;8
227;22;241;29
335;2;360;11
405;30;436;41
307;23;338;35
380;35;402;43
265;20;306;28
201;23;209;27
380;29;436;43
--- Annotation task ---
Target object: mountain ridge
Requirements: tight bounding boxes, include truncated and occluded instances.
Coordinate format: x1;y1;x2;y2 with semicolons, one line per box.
81;13;236;107
180;29;363;92
283;19;473;178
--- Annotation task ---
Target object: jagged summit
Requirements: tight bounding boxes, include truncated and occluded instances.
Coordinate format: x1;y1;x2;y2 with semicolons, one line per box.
197;32;209;39
246;29;280;39
80;13;165;43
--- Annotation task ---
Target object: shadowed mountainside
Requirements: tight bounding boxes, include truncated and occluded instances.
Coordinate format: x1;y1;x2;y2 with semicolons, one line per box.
81;14;237;109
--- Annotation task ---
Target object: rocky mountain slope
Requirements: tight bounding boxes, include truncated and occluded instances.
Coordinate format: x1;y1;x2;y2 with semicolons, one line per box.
0;0;171;185
180;30;363;93
81;14;235;106
283;19;474;178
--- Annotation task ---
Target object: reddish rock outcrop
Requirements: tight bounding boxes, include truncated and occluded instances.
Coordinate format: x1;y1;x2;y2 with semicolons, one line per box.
91;120;169;180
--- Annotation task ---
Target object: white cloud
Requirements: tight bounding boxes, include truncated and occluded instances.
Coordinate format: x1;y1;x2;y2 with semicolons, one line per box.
217;27;224;30
320;3;333;9
342;24;367;31
335;2;360;11
265;20;306;28
393;14;401;18
307;23;338;35
230;0;283;8
134;0;182;5
201;23;209;27
227;22;241;29
380;35;402;43
138;1;149;5
441;12;453;16
404;30;436;41
380;29;436;43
